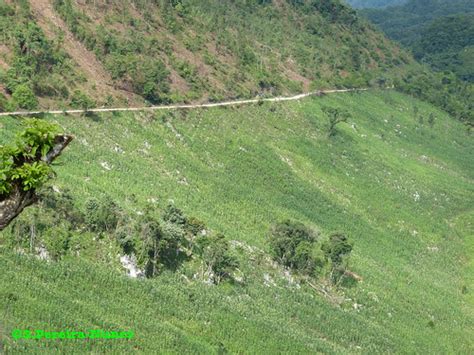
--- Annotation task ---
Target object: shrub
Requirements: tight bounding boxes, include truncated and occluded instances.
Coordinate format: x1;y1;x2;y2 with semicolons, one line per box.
321;233;353;267
162;203;187;227
114;222;136;255
11;84;38;109
84;196;120;233
268;220;318;271
42;225;71;260
196;233;238;284
70;90;94;110
185;217;206;236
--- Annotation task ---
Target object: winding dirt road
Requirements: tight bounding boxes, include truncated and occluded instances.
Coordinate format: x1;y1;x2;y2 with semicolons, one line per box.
0;88;369;117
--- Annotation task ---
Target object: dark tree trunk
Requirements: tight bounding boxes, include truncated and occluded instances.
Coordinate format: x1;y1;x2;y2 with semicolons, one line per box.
0;134;73;231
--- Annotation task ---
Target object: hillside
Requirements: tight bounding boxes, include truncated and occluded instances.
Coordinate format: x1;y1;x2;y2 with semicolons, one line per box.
1;91;473;353
360;0;474;82
0;0;407;111
412;14;474;82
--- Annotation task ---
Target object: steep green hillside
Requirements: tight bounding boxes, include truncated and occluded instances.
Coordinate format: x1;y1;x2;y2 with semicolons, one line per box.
1;91;473;353
361;0;474;47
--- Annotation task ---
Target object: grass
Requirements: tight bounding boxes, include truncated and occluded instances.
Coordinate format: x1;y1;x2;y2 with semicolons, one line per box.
0;90;473;353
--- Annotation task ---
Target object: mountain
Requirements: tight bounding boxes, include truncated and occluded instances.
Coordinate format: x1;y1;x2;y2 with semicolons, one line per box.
360;0;474;81
412;14;474;82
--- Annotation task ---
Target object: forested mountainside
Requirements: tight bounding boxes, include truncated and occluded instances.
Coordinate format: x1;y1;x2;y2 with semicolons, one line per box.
412;14;474;82
346;0;406;9
0;0;405;111
360;0;474;81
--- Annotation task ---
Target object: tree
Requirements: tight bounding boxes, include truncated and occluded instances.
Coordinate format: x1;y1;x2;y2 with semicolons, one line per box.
268;220;317;270
196;233;238;284
137;209;185;277
322;106;352;137
321;232;353;284
0;119;73;230
71;90;94;111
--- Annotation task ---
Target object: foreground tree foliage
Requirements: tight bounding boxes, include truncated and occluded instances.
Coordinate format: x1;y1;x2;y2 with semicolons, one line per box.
0;119;72;230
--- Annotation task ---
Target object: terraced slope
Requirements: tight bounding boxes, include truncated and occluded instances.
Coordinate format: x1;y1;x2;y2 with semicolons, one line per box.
1;90;472;353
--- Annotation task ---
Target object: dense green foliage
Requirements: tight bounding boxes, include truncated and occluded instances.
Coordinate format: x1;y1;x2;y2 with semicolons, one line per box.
1;91;472;352
395;69;473;127
0;119;60;197
268;220;354;279
195;233;239;284
356;0;474;126
412;14;474;82
268;220;318;271
361;0;474;82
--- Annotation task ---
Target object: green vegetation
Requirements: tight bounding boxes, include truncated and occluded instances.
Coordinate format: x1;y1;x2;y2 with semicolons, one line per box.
0;120;61;197
0;1;78;110
356;0;474;127
268;220;320;274
0;0;406;105
1;91;472;352
322;106;352;136
413;14;474;82
361;0;474;81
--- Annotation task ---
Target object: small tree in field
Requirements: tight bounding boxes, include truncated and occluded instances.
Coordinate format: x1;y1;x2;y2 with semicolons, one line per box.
71;90;94;112
11;84;38;110
322;106;351;137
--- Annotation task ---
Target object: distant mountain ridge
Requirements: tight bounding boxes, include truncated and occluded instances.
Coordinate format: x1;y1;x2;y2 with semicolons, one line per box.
359;0;474;82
